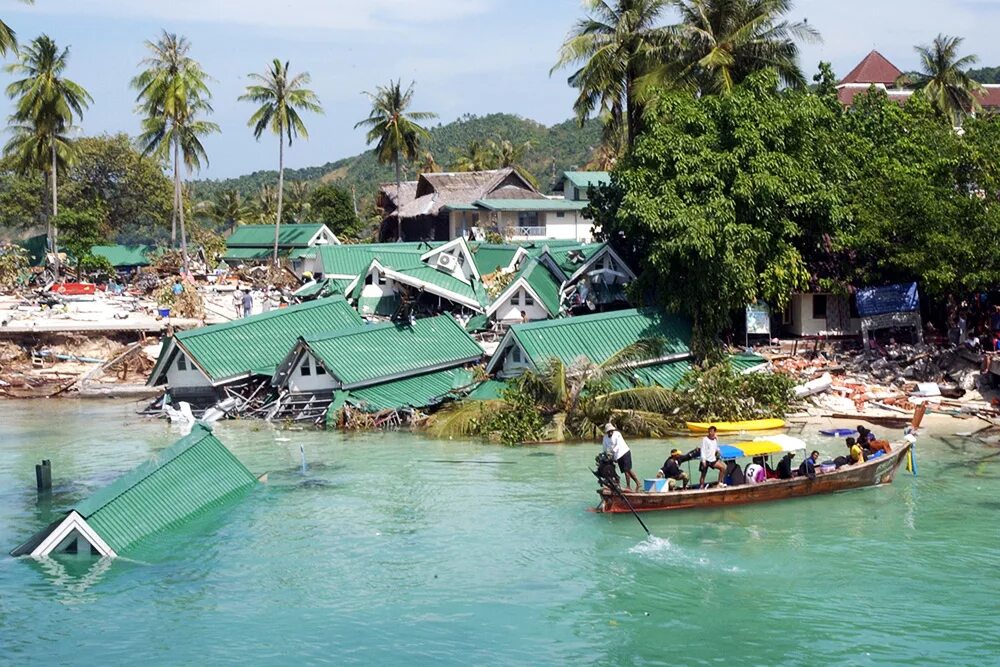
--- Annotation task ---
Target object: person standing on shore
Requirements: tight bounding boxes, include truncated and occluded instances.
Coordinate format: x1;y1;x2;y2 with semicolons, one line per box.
242;290;254;318
699;426;727;488
603;423;640;492
233;286;244;318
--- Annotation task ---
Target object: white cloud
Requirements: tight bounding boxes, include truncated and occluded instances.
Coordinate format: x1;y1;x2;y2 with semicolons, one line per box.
13;0;497;31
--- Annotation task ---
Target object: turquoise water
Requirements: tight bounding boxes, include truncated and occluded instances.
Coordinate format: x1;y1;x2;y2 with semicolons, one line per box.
1;400;997;665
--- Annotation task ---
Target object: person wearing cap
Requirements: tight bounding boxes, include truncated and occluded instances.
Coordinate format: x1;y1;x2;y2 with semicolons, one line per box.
602;423;640;491
656;448;695;490
698;426;727;488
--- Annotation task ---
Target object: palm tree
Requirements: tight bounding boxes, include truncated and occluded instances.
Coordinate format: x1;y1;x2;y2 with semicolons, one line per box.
667;0;820;94
552;0;672;153
252;184;279;224
5;34;91;278
416;150;440;174
0;1;34;57
131;31;218;272
239;59;322;264
198;188;250;234
283;180;311;223
487;136;533;169
904;34;982;126
450;139;493;172
355;79;436;241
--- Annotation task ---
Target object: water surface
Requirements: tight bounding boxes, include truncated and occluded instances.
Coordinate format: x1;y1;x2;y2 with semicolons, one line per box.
0;400;997;665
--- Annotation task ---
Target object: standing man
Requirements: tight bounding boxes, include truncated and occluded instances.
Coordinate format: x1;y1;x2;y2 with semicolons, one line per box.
603;423;640;492
699;426;727;489
242;289;254;318
233;285;244;318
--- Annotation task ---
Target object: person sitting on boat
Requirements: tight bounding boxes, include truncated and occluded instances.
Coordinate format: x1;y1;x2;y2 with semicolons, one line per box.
836;437;866;467
797;451;820;480
776;452;796;479
856;425;873;443
745;458;766;484
656;448;694;490
603;423;641;492
698;426;727;489
866;432;892;455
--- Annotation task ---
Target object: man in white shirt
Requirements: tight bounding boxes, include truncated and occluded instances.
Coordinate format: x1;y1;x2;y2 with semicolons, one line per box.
699;425;727;489
602;422;641;491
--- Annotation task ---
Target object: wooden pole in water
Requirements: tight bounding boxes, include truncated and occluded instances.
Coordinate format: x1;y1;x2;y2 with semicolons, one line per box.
35;459;51;492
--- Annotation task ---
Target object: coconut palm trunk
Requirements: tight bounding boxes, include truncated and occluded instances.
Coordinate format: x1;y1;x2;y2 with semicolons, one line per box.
274;123;284;265
173;137;190;274
394;153;402;242
50;139;59;279
172;137;180;247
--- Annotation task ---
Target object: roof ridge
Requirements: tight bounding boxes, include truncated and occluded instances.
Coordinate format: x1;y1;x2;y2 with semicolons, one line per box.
511;308;645;331
176;297;348;340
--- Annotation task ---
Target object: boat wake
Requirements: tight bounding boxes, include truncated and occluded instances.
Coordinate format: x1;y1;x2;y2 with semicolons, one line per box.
629;535;743;573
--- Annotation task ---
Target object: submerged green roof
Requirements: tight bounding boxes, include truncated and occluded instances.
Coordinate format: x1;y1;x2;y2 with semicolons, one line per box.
303;314;483;389
158;297;363;383
342;367;476;412
293;277;353;299
90;244;153;267
226;224;330;248
488;308;691;373
73;425;257;553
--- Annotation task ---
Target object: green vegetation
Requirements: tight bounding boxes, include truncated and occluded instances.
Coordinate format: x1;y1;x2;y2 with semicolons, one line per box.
240;59;322;263
671;363;796;422
902;34;982;126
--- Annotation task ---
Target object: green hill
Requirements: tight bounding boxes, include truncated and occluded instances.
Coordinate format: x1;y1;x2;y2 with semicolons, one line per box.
192;113;603;201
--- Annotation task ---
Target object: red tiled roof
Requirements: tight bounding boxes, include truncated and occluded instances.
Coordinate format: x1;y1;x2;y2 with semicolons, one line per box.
839;50;903;86
977;85;1000;107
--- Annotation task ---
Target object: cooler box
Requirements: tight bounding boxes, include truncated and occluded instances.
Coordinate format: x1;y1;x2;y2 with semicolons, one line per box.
643;478;668;492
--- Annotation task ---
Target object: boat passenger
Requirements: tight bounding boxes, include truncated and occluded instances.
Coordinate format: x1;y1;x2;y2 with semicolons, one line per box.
698;426;727;489
656;448;694;490
797;451;820;480
745;458;766;484
849;438;867;465
857;425;872;443
603;423;641;492
867;433;892;454
776;452;796;479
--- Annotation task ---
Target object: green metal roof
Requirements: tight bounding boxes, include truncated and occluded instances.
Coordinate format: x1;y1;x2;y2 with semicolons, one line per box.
316;243;430;277
226;224;330;248
472;198;588;211
342;367;476;412
303;314;484;389
90;244;153;267
540;243;606;279
518;259;562;316
391;265;490;308
222;247;285;261
464;313;490;332
293;277;353;299
488;308;691;373
560;171;611;191
72;425;257;553
469;244;522;275
166;297;363;383
465;379;507;401
730;353;767;371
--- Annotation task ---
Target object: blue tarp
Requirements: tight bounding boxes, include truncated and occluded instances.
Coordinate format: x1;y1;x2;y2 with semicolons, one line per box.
855;283;919;317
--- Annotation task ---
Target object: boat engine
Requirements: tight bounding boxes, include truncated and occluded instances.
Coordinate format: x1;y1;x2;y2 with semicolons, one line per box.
593;451;620;490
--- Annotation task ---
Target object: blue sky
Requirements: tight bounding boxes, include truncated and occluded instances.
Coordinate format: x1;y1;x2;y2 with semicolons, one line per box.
4;0;1000;178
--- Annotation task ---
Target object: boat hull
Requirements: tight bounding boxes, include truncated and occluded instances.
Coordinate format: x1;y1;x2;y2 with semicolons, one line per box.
597;442;911;513
686;418;786;433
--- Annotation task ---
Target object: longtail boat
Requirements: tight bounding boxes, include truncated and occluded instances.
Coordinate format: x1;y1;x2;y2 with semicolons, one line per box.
595;439;913;513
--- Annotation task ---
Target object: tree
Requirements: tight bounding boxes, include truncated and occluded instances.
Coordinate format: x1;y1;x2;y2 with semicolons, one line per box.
590;71;845;357
306;183;361;237
205;188;250;234
0;155;43;230
903;34;982;127
60;134;174;243
552;0;672;154
56;206;105;268
239;59;322;264
283;180;311;223
5;34;92;277
132;31;218;272
355;79;436;241
0;1;34;57
252;184;278;224
450;139;492;171
666;0;819;95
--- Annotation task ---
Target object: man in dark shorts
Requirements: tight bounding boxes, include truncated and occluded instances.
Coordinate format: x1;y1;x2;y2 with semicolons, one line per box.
699;426;727;488
602;423;640;491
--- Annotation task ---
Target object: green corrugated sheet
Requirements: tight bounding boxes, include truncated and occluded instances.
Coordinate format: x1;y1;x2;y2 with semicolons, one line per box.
495;308;691;372
90;244;153;267
73;425;257;553
165;297;363;383
561;171;611;191
473;198;588;211
730;353;767;371
464;313;490;332
17;233;48;266
356;293;400;317
465;379;507;401
343;367;476;412
226;224;329;248
518;259;562;316
317;243;431;277
293;277;353;299
469;244;521;275
393;265;489;308
541;243;605;279
222;247;284;261
304;314;483;388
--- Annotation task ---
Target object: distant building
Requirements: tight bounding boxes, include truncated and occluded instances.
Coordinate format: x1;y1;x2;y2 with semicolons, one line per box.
837;50;1000;112
222;223;339;267
378;169;611;243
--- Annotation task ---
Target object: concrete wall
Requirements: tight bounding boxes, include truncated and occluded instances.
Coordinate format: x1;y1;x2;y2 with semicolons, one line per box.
287;352;337;393
788;293;861;336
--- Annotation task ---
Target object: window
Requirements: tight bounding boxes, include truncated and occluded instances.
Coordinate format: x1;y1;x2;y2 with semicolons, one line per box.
457;252;465;266
366;273;375;285
812;294;828;320
177;355;187;371
378;273;387;285
522;290;534;306
315;363;326;375
300;359;312;376
517;211;539;227
574;187;581;200
555;211;565;218
511;346;522;363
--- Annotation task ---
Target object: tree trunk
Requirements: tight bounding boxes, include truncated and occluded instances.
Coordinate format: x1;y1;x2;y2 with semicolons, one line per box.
50;141;60;279
274;128;284;265
394;154;402;242
625;70;637;151
175;137;190;275
173;138;181;250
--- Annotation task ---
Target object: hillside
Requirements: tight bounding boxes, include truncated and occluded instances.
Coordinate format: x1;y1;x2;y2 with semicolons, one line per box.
191;113;603;202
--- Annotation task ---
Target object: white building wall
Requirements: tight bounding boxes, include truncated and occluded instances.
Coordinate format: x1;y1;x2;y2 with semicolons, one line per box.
165;350;213;389
287;353;338;392
499;343;531;377
493;287;551;324
788;293;861;336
